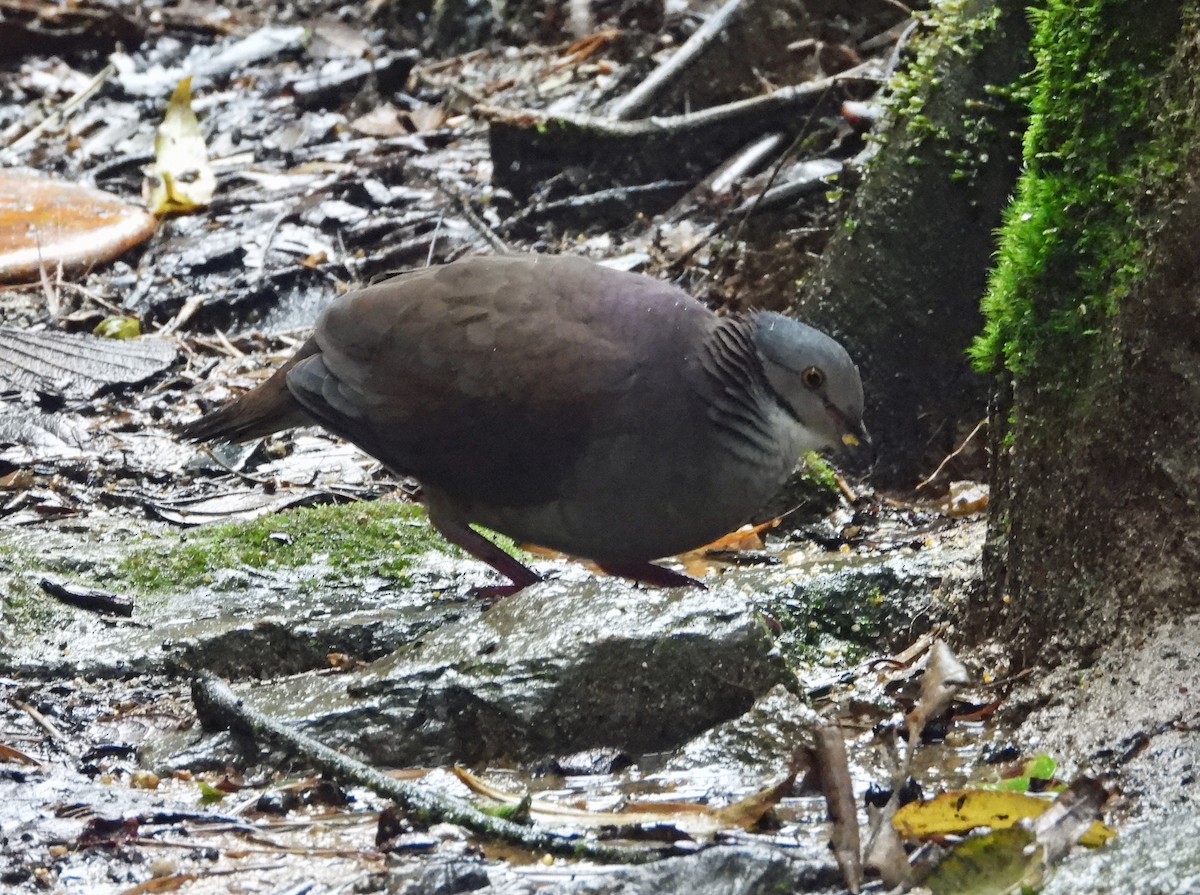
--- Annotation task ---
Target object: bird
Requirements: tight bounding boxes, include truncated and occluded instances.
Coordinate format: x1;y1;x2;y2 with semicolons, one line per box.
179;254;865;597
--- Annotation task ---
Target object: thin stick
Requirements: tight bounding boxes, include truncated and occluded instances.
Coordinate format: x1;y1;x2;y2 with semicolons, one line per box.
915;418;987;490
609;0;748;120
9;63;116;151
191;672;664;864
479;61;877;145
14;700;65;741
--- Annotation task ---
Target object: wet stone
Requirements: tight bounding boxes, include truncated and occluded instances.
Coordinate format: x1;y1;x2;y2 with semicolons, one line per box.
1040;811;1200;895
415;844;842;895
662;684;820;798
183;579;793;768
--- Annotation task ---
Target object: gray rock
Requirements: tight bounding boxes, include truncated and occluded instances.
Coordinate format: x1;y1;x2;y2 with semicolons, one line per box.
1041;812;1200;895
535;845;836;895
250;579;792;766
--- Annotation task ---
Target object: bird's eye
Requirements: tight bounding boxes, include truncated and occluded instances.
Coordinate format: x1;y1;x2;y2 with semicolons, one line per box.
801;366;825;390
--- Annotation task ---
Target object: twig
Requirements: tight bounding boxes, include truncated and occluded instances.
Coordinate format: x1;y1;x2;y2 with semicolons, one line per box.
720;83;836;253
707;132;787;196
813;722;863;894
609;0;749;120
425;212;445;266
14;700;65;741
191;671;665;864
253;209;290;289
37;252;63;320
9;63;116;151
515;180;688;226
651;132;785;229
915;418;987;490
213;328;246;358
160;294;210;335
542;28;622;79
56;282;129;317
733;159;843;215
439;185;511;255
833;471;858;504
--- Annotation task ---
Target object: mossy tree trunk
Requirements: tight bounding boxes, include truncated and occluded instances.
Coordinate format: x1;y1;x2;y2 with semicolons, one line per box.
972;0;1200;665
793;0;1031;488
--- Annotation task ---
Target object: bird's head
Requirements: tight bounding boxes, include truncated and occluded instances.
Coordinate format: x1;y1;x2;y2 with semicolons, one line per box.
752;312;868;455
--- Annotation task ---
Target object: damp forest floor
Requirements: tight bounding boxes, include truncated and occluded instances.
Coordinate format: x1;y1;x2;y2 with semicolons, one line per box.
2;0;1195;892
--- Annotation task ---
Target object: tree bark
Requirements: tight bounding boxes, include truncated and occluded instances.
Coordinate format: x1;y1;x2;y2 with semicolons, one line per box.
793;0;1030;487
972;0;1200;664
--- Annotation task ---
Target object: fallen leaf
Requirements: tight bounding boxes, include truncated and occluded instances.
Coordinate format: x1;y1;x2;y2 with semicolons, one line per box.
906;640;970;751
919;779;1112;895
452;764;795;838
893;789;1115;848
0;328;178;398
93;316;141;339
146;77;216;215
0;741;42;765
0;170;155;283
922;825;1043;895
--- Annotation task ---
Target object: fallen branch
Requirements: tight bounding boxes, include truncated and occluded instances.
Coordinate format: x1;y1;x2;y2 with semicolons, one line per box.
190;671;665;864
813;721;863;894
608;0;749;120
483;63;877;198
482;64;872;143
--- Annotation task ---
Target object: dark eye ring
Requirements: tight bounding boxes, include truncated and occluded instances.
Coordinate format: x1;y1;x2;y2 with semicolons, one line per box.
802;366;825;390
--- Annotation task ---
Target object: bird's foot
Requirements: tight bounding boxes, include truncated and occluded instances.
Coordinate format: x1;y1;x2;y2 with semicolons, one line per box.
428;510;543;600
596;560;706;590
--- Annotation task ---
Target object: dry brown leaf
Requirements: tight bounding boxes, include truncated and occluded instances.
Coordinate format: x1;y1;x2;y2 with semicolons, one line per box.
452;765;794;837
0;170;155;284
115;874;198;895
0;741;42;766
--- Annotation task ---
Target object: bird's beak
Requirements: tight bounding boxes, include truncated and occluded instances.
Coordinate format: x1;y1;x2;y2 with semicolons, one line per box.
826;403;870;453
832;415;873;469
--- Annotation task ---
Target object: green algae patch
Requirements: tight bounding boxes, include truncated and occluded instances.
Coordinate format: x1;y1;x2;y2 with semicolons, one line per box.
116;500;444;592
0;545;57;632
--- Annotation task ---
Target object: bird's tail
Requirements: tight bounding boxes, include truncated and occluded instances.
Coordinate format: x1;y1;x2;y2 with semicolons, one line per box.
177;338;318;443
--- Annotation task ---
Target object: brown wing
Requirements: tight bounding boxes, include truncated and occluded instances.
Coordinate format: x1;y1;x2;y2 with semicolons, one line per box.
285;255;714;509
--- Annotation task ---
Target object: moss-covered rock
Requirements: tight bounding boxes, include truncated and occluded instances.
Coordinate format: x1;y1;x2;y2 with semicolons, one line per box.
113;501;445;592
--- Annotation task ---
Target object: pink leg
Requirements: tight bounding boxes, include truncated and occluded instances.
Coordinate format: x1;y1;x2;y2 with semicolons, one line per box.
427;509;542;599
595;560;706;590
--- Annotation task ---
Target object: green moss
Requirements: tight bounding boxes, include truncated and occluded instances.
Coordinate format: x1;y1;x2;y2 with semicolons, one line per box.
798;451;838;492
114;501;444;592
885;0;1009;183
478;794;532;823
0;547;57;629
971;0;1184;378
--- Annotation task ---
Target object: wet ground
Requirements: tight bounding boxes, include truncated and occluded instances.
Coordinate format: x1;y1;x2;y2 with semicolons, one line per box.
2;501;998;894
3;1;1197;893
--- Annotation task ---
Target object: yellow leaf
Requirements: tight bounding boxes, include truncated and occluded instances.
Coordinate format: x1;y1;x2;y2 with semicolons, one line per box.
146;77;216;215
893;790;1116;848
